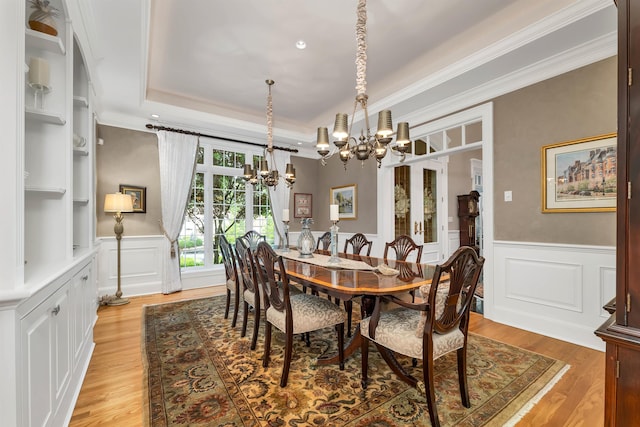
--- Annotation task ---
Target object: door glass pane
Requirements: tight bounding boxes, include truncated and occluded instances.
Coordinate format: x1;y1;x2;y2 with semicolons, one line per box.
180;172;205;268
212;174;246;264
423;169;437;243
394;165;411;238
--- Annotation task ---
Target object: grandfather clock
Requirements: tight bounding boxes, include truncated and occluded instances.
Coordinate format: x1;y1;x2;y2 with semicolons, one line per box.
457;191;480;253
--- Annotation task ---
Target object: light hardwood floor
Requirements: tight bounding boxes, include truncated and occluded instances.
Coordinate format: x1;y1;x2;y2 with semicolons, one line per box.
69;287;604;426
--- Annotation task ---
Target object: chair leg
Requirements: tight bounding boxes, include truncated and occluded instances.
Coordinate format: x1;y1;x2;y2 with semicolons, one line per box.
333;323;345;370
304;332;311;347
343;300;353;337
250;305;260;351
424;356;440;427
360;336;369;389
231;289;239;328
281;331;294;387
224;289;231;319
263;323;272;368
457;347;471;407
241;301;249;338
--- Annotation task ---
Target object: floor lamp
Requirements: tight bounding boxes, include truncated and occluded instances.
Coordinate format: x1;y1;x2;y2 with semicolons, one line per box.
104;192;134;306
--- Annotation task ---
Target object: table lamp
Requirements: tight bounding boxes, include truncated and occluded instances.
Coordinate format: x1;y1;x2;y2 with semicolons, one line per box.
104;192;134;305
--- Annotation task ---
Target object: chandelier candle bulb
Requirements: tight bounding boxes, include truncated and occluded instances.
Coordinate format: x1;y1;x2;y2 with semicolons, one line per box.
330;204;339;221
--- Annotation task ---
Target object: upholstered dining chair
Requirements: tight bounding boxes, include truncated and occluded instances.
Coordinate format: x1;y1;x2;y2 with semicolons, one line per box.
384;234;423;263
241;230;266;251
360;246;485;427
344;232;373;256
219;235;241;327
316;231;332;251
235;239;264;350
254;241;346;387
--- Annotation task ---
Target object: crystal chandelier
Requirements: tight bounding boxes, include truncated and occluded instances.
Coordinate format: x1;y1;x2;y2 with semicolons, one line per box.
243;79;296;188
316;0;411;169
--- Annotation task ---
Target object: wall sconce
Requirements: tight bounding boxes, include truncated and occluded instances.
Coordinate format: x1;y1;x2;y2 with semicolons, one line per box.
104;192;134;305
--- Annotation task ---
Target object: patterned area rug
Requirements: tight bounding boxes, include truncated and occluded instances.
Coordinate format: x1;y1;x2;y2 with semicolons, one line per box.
143;295;568;426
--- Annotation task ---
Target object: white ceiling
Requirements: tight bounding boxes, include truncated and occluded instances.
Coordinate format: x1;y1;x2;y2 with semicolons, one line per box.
78;0;617;149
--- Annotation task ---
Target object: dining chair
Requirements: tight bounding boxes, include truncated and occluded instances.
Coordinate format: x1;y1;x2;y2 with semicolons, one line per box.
235;239;264;350
343;232;373;256
384;234;423;263
241;230;266;250
219;235;241;327
254;241;346;387
360;246;485;427
316;231;332;250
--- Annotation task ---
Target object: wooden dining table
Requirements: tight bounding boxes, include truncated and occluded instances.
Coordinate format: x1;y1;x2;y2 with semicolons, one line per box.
276;249;437;365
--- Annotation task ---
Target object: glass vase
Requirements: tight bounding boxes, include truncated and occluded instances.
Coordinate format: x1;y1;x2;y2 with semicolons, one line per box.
297;218;315;258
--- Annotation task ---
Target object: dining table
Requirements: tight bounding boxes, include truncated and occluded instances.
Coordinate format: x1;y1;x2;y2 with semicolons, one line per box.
275;248;438;365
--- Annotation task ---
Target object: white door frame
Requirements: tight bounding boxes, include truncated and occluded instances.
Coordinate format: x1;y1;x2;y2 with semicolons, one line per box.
377;102;494;316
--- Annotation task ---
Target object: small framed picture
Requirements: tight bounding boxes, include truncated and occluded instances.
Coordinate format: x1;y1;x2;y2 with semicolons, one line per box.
541;133;616;213
119;184;147;213
330;184;357;220
294;193;312;218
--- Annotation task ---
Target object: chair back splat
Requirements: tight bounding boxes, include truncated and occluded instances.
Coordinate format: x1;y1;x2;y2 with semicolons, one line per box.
344;232;373;256
219;235;241;327
384;234;423;263
241;230;266;251
316;231;332;251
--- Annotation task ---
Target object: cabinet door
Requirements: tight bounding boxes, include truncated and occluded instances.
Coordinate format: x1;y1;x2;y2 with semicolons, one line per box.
616;345;640;425
21;284;70;427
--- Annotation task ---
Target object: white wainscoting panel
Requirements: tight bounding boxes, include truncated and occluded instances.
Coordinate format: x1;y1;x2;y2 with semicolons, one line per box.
489;241;615;351
98;236;228;297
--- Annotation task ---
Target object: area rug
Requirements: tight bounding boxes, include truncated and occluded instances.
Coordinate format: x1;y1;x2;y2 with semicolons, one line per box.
142;295;568;426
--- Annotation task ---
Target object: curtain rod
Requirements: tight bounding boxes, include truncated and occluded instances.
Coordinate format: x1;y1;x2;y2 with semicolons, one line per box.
145;124;299;153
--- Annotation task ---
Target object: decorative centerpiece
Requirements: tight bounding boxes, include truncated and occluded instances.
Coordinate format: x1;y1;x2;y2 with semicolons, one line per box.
28;0;60;37
297;218;315;259
328;204;340;264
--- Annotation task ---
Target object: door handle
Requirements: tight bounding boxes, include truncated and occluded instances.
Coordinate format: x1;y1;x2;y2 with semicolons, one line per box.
414;221;419;235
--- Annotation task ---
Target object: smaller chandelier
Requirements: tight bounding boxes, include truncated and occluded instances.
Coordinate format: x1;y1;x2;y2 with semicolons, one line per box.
316;0;411;169
243;79;296;188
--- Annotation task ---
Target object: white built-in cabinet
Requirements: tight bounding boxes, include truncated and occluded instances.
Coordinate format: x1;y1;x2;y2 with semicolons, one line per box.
12;0;98;425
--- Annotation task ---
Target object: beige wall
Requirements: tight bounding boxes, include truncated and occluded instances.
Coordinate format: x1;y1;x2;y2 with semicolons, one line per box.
96;125;161;237
493;57;616;245
289;154;378;234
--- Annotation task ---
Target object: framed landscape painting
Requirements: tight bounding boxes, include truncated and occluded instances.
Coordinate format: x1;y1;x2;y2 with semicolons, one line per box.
330;184;357;220
119;184;147;213
541;133;616;213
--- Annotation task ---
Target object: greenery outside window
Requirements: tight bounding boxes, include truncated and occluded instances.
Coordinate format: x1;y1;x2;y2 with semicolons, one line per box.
179;141;274;269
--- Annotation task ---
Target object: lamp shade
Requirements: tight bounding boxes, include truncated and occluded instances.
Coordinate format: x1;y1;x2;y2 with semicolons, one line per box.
104;192;134;213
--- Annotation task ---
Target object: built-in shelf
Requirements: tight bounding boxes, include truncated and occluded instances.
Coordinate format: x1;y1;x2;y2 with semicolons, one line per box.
25;186;66;194
73;147;89;156
73;96;88;108
25;28;65;55
73;198;89;205
25;107;66;125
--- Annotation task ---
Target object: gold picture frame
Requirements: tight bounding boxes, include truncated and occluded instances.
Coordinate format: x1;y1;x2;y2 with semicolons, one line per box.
119;184;147;213
330;184;357;220
541;133;616;213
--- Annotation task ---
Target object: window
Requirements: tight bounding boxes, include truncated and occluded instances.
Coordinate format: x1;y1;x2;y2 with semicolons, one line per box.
179;141;273;269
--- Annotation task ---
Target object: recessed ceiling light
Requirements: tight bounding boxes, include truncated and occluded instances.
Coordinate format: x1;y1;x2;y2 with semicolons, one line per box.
295;40;306;50
297;142;302;145
150;114;160;119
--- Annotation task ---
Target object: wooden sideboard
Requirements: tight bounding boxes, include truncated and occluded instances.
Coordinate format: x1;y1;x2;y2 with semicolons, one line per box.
595;1;640;425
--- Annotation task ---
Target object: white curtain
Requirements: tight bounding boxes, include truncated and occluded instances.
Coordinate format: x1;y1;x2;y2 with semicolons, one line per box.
268;150;291;247
157;130;199;294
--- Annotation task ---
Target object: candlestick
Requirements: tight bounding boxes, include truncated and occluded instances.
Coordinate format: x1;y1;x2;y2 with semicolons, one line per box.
330;204;339;221
282;220;290;253
328;220;340;264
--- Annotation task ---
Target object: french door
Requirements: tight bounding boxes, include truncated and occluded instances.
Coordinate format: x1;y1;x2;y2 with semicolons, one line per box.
393;159;446;263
